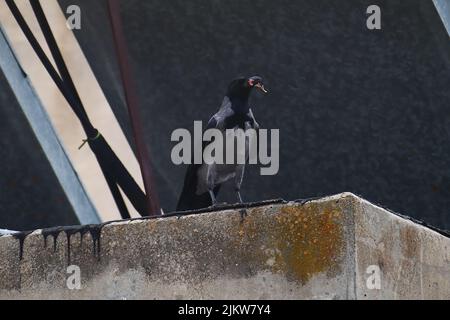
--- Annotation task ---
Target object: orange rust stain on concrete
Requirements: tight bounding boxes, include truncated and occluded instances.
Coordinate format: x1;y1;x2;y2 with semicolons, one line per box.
152;203;346;284
271;205;345;284
400;225;420;259
226;204;346;284
147;220;158;234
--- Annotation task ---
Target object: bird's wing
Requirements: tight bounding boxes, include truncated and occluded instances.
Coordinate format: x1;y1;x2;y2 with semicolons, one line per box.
207;96;235;130
177;97;233;211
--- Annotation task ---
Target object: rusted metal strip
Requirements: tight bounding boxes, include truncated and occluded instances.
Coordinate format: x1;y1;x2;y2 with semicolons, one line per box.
107;0;161;216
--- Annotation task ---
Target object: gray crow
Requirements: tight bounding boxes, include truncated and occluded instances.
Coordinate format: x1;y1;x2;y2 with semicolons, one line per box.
176;76;267;212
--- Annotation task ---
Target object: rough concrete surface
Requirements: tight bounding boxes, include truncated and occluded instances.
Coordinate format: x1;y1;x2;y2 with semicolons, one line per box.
0;193;449;300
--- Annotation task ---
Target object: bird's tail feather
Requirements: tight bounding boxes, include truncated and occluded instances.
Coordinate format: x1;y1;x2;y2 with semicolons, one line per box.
176;190;212;212
176;164;220;212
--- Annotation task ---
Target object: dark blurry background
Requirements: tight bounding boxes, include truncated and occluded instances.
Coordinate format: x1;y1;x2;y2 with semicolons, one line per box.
2;0;450;230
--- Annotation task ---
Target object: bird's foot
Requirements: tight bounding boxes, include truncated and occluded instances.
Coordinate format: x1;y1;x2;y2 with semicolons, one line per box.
209;202;228;209
294;196;323;206
297;199;310;206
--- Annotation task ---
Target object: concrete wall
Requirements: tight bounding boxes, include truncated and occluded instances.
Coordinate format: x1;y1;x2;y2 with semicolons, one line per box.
0;193;449;299
355;198;450;299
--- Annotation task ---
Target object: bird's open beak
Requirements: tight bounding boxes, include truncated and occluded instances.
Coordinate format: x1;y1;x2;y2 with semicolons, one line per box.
255;83;268;94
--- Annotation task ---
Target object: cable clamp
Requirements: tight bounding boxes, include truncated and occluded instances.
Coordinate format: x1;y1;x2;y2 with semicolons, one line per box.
78;131;101;150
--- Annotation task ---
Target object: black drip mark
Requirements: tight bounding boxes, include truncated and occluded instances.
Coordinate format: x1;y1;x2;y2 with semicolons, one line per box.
14;223;111;264
53;234;59;253
13;201;287;263
63;227;96;265
88;225;103;260
78;228;91;250
67;232;71;265
43;224;110;264
42;227;63;253
13;231;32;261
65;229;77;265
12;200;292;264
62;225;106;264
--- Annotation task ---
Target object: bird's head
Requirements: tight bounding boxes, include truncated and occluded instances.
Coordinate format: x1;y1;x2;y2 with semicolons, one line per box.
227;75;268;98
246;76;268;94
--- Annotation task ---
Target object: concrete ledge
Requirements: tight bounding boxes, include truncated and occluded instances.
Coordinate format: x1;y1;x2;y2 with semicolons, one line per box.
0;193;449;299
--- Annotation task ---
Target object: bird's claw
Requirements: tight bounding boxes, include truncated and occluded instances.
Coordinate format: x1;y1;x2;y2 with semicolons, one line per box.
209;202;228;209
297;199;309;206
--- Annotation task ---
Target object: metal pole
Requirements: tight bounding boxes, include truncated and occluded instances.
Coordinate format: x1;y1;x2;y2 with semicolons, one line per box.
0;26;101;224
433;0;450;37
107;0;161;216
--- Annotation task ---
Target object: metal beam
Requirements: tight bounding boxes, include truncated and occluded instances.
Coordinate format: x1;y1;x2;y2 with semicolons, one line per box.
107;0;161;216
0;26;101;225
433;0;450;37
